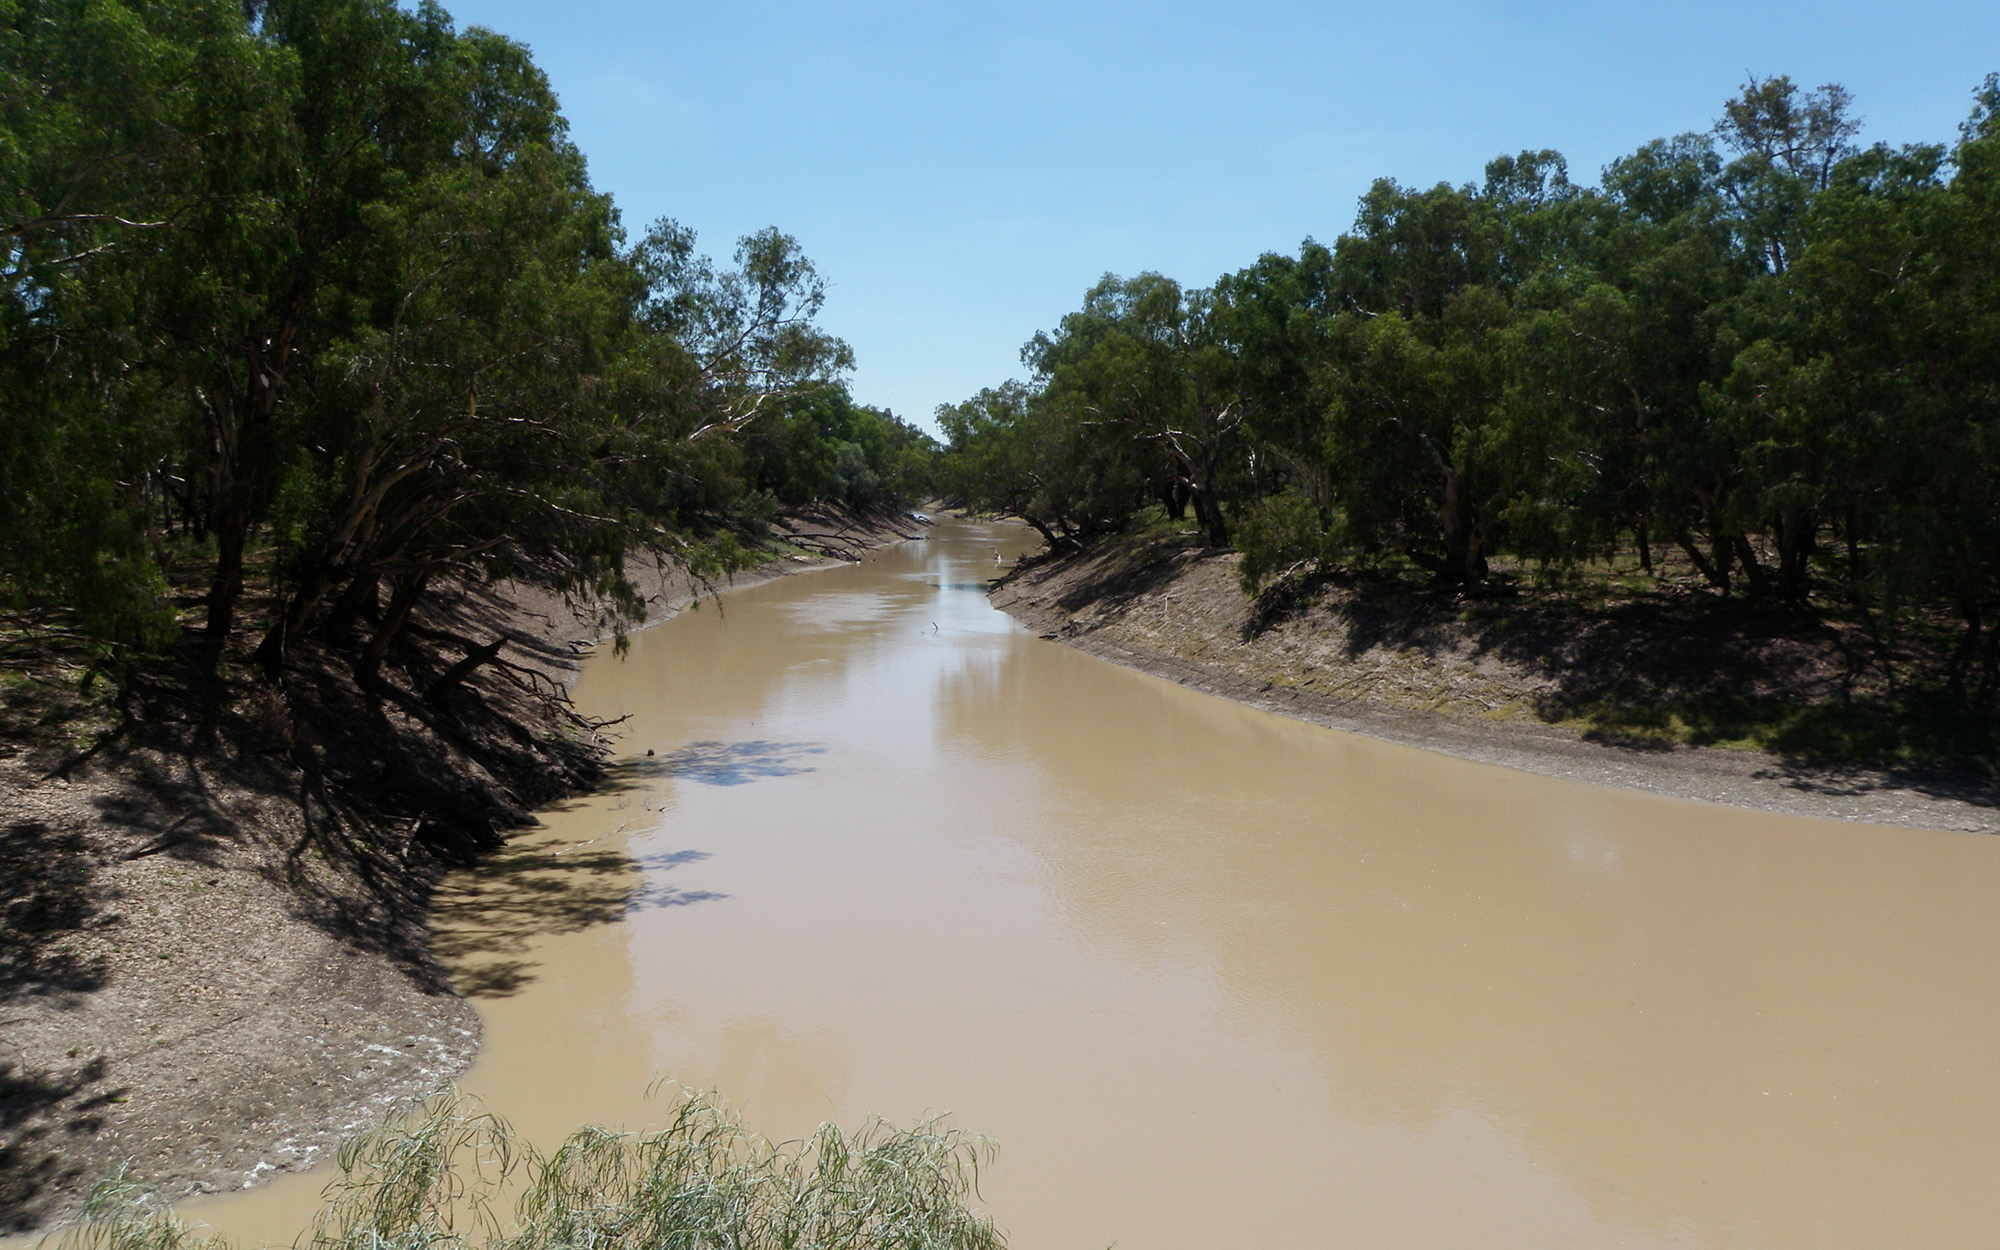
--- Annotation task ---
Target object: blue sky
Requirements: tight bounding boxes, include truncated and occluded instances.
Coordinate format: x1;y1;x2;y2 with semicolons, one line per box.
435;1;1998;434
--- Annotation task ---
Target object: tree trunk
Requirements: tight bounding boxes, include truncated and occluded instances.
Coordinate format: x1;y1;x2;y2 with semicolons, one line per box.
202;502;250;667
1676;529;1726;591
355;569;430;692
1845;501;1862;586
1636;518;1653;575
196;326;294;672
1977;610;2000;705
1774;507;1815;599
1191;485;1229;548
1437;465;1485;583
1166;437;1228;548
1949;588;1982;697
1731;532;1772;597
423;636;507;704
1710;526;1735;592
1012;511;1066;553
254;561;347;681
327;570;380;644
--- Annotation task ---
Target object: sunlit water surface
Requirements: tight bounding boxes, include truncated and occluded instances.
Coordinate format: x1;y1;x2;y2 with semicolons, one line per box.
178;520;2000;1249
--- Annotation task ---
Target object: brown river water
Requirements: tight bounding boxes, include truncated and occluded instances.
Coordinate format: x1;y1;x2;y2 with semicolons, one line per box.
175;519;2000;1248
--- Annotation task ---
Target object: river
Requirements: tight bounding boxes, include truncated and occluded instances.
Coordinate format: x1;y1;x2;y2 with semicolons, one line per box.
180;518;2000;1248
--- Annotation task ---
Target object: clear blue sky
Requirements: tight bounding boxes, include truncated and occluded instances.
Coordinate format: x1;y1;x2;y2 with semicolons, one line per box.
434;1;1998;435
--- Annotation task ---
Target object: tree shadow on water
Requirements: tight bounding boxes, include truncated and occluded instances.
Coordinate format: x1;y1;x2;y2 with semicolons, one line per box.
612;740;828;788
437;740;819;999
630;850;728;913
432;840;726;1000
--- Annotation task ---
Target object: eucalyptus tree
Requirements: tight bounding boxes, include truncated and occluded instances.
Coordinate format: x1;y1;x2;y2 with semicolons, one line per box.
247;34;636;684
1315;286;1511;583
1329;178;1505;319
254;204;855;685
1305;177;1521;582
1;0;295;655
1208;242;1337;507
1712;75;1864;277
161;0;466;669
1482;271;1637;568
936;380;1144;551
2;0;860;698
734;383;936;511
1586;132;1763;589
1024;273;1240;547
1747;81;2000;677
1653;75;1866;597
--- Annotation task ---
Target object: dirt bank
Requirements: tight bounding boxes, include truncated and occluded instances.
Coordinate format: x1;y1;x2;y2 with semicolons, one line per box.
0;506;923;1234
989;534;1999;836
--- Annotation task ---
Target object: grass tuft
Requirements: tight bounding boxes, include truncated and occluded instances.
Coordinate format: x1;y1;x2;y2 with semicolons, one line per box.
54;1088;1004;1250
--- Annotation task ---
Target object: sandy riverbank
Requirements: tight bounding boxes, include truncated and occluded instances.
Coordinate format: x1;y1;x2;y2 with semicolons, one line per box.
0;507;923;1235
989;537;1999;836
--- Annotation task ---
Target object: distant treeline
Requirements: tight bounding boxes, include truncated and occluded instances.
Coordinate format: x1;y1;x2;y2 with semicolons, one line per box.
1;0;936;681
940;76;2000;689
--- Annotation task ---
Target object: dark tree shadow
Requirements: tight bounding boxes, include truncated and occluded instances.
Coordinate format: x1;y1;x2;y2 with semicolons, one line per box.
631;849;728;911
0;821;108;1003
428;740;826;998
609;740;827;788
0;1052;117;1232
430;839;728;999
428;837;639;999
1001;538;1207;629
1233;565;1999;808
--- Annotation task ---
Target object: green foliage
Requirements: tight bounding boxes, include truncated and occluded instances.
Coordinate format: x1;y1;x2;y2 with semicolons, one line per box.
1235;491;1335;594
1021;273;1240;546
56;1088;1005;1250
0;0;291;656
942;70;2000;706
2;0;891;689
936;378;1146;550
739;386;937;511
47;1168;233;1250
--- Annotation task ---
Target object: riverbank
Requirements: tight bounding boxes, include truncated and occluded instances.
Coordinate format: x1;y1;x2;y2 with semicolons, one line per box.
989;531;2000;835
0;505;923;1235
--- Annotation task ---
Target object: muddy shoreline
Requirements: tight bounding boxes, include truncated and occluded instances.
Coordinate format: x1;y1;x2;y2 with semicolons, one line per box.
0;508;922;1236
989;539;1999;836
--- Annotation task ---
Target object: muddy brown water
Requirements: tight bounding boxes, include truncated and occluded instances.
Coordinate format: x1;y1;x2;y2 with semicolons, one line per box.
168;520;2000;1248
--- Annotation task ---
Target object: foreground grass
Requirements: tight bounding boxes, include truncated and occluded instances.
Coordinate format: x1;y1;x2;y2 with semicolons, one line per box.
54;1089;1004;1250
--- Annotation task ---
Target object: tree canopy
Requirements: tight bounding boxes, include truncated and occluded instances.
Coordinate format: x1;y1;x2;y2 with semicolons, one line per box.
941;73;2000;701
2;0;937;690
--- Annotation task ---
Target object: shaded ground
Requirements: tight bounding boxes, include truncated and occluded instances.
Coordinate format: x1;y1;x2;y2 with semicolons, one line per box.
990;530;1999;834
0;505;923;1234
0;736;482;1235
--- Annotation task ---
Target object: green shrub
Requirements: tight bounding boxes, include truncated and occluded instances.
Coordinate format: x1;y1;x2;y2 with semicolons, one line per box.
1235;491;1338;595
